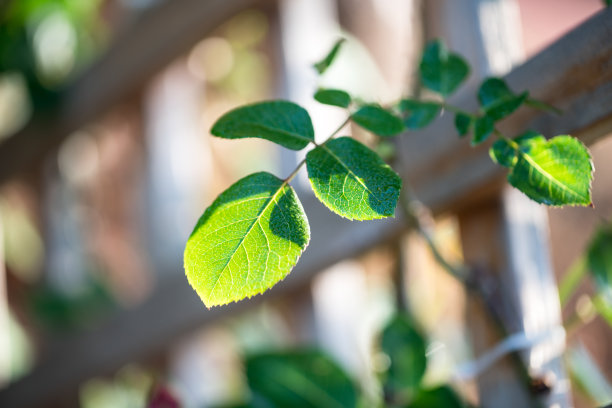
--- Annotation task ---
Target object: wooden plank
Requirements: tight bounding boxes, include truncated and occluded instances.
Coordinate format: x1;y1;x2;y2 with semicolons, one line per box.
0;0;272;186
0;193;404;408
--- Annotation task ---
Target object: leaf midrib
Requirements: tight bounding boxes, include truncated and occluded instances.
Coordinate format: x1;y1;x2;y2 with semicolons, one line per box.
208;181;288;301
249;123;314;144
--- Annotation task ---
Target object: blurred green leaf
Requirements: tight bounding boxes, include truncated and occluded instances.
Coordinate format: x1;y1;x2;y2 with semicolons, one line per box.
567;343;612;406
419;40;469;97
398;99;441;129
477;78;528;121
380;315;427;397
454;113;472;137
489;138;517;168
351;105;404;137
184;172;310;307
587;222;612;296
408;386;465;408
246;350;358;408
211;101;315;150
559;256;587;306
313;39;346;75
472;115;494;145
507;135;593;206
314;88;351;108
306;137;401;220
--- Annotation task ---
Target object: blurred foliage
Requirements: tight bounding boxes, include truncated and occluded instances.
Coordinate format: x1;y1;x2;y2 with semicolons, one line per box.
81;364;154;408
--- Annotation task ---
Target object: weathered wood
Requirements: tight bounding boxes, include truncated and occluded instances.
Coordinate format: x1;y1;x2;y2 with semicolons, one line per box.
0;0;272;186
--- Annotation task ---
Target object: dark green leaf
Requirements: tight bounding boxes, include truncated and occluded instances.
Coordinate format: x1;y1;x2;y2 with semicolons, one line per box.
478;78;528;121
184;172;310;307
314;88;352;108
398;99;441;129
313;39;346;75
408;386;465;408
507;135;593;206
306;137;401;220
490;138;517;168
454;113;472;137
587;223;612;300
525;98;563;115
211;101;314;150
605;0;611;7
351;105;405;137
246;350;358;408
419;40;470;97
472;115;494;145
380;315;427;396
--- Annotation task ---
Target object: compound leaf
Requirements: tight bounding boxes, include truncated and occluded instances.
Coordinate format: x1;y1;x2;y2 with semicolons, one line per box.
454;113;472;137
246;350;358;408
313;39;346;75
398;99;441;129
478;77;528;121
306;137;401;220
507;135;593;206
211;101;314;150
351;105;405;137
380;314;427;396
472;115;494;145
184;172;310;307
419;40;469;97
314;88;351;108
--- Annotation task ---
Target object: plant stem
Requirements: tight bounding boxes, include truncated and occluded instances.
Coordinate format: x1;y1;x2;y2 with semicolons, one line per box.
321;116;351;145
283;157;306;183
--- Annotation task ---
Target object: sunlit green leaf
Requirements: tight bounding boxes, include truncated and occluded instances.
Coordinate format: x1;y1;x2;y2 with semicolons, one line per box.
472;115;494;145
408;386;465;408
490;138;517;168
587;222;612;301
313;39;346;74
454;113;472;137
306;137;401;220
184;172;310;307
380;315;427;396
507;135;593;206
398;99;441;129
478;78;528;121
211;101;314;150
419;40;469;97
246;350;358;408
351;105;404;136
314;88;351;108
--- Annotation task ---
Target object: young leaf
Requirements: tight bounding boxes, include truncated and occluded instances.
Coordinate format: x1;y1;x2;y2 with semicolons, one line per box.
408;386;465;408
489;138;517;168
472;115;494;145
314;88;352;108
380;315;427;396
313;38;346;75
246;350;358;408
507;135;593;206
351;105;405;137
419;40;470;97
398;99;441;129
454;113;472;137
477;77;528;121
306;137;401;220
211;101;314;150
184;172;310;307
587;223;612;300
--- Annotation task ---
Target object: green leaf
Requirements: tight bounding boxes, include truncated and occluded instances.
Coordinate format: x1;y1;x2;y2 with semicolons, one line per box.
454;113;472;137
246;350;358;408
184;172;310;307
398;99;441;129
525;98;562;115
380;315;427;396
313;39;346;75
472;115;494;145
408;386;465;408
306;137;401;220
477;77;528;121
419;39;470;97
351;105;405;137
507;135;593;206
490;138;517;168
587;223;612;301
314;88;352;108
211;101;314;150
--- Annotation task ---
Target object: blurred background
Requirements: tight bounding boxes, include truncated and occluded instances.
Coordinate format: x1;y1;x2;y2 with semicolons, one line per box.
0;0;610;407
